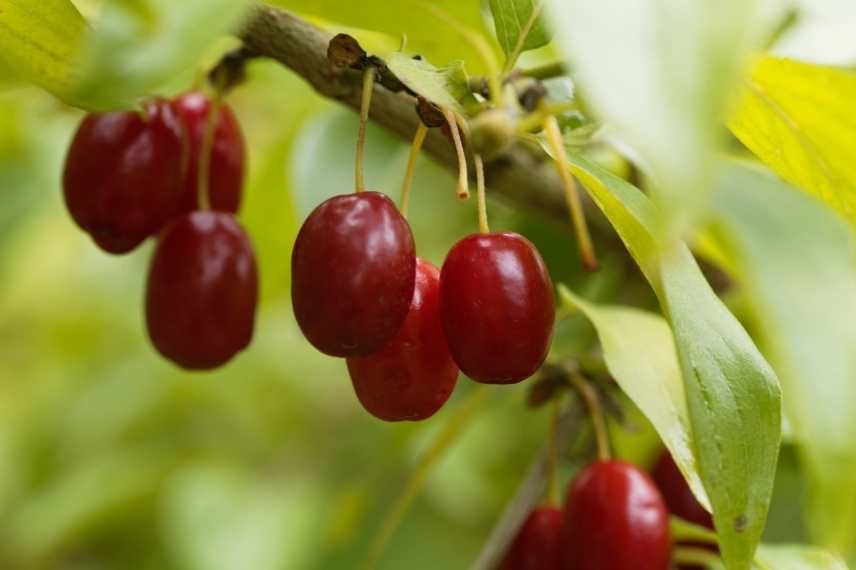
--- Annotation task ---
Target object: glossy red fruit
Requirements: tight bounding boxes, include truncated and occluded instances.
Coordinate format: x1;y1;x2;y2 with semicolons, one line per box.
561;460;672;570
146;211;258;370
347;258;458;421
63;99;186;254
171;91;245;213
291;192;416;357
500;506;563;570
440;232;554;384
652;451;713;529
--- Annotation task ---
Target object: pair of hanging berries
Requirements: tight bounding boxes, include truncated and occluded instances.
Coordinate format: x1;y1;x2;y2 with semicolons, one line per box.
63;92;257;370
502;459;673;570
291;190;556;421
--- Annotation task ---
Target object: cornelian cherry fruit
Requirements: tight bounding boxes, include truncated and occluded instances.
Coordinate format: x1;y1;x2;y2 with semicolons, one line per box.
500;506;563;570
652;451;712;529
291;192;416;357
171;91;245;213
63;98;187;254
561;460;672;570
347;258;457;421
146;211;258;370
440;232;554;384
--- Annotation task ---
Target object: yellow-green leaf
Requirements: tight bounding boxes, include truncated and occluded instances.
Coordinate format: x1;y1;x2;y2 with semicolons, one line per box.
729;57;856;225
386;53;477;114
0;0;87;104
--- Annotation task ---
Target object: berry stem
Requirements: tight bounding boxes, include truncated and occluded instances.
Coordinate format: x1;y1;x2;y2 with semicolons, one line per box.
442;107;469;200
672;547;723;568
568;372;611;461
543;115;599;271
400;122;428;218
670;516;719;545
355;65;376;193
503;1;544;73
362;386;491;570
545;396;561;506
475;153;489;233
196;93;223;211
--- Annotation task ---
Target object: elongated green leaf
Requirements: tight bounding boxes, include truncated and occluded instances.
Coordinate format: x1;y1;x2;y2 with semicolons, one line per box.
0;0;87;104
728;57;856;227
558;287;710;511
561;151;781;570
488;0;551;60
754;544;849;570
386;53;476;113
543;0;781;239
71;0;249;110
706;162;856;556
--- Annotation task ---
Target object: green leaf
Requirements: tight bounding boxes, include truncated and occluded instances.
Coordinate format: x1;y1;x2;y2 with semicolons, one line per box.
728;57;856;228
0;0;87;105
561;151;781;570
558;287;710;512
386;53;476;113
269;0;499;73
754;544;849;570
488;0;551;61
543;0;781;238
706;162;856;555
71;0;249;110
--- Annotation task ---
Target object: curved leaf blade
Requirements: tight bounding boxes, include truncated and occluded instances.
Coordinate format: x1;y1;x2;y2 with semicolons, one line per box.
488;0;551;59
386;53;476;113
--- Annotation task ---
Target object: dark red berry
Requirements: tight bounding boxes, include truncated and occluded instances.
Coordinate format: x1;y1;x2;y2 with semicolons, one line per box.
561;460;672;570
63;99;186;254
146;211;258;370
652;451;713;529
171;91;245;213
347;258;458;421
291;192;416;357
440;232;554;384
501;506;563;570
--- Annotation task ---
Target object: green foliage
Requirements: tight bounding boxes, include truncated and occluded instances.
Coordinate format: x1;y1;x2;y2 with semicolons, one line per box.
561;152;781;570
754;544;849;570
729;57;856;228
385;54;477;113
488;0;552;62
706;162;856;555
558;288;710;511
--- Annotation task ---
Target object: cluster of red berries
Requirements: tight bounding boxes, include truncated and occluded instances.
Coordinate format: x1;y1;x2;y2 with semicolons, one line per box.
502;452;713;570
63;92;257;370
291;191;555;421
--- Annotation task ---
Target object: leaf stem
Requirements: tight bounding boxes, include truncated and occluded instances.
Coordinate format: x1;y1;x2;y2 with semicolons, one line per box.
673;546;723;568
543;115;598;270
503;2;545;73
362;386;491;570
355;66;376;193
400;123;428;218
545;397;561;506
521;60;569;80
568;372;610;461
442;107;470;200
475;153;489;233
670;516;719;546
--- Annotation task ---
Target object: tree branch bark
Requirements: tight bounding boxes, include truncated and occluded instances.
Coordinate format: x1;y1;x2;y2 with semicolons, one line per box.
239;4;574;224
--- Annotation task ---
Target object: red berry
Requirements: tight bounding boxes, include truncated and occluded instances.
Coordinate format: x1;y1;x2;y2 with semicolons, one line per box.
440;232;554;384
347;258;458;421
652;451;713;529
561;460;672;570
171;92;245;213
146;211;258;370
63;99;186;254
291;192;416;357
500;506;563;570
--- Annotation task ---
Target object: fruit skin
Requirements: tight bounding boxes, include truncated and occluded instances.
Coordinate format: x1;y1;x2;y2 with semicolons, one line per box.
291;192;416;357
440;232;554;384
63;98;186;254
652;451;713;529
561;460;672;570
146;211;258;370
500;506;563;570
347;258;458;421
171;91;245;213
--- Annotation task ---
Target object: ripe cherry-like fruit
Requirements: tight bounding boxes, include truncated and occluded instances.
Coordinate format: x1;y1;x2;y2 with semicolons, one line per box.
652;451;712;529
500;506;563;570
146;211;258;370
291;192;416;357
561;460;672;570
171;91;245;213
440;232;554;384
63;98;186;254
347;258;458;421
